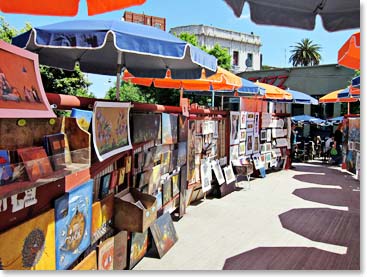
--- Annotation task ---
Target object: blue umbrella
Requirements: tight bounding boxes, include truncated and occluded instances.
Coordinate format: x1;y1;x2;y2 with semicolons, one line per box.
237;78;265;95
291;115;325;125
286;89;318;105
327;116;344;124
12;20;218;100
352;75;360;88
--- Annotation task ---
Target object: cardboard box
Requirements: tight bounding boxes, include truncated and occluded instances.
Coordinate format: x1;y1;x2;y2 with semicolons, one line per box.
114;188;157;233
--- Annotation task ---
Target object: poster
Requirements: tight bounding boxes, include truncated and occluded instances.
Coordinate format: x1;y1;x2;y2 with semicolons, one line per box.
0;40;55;118
93;102;132;161
0;209;56;270
230;112;240;145
54;179;93;270
132;113;161;144
211;159;225;185
223;165;236;184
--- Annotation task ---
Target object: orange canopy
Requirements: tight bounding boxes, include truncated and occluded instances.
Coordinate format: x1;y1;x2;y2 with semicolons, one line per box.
0;0;146;16
123;67;243;91
338;32;360;70
256;82;292;101
319;89;359;103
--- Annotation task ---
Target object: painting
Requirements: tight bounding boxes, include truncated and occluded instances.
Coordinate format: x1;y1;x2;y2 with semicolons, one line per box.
177;142;187;166
0;149;12;185
252;153;262;170
254;112;260;134
43;133;66;171
246;132;253;155
240;111;247;128
265;143;272;153
149;165;161;193
109;170;119;190
179;165;187;217
265;152;272;163
246;121;254;132
0;40;55;118
142;149;154;172
125;156;132;174
70;108;93;132
0;209;55;270
162;113;178;144
113;231;128;270
162;178;172;205
129;230;148;269
54;179;93;270
223;165;236;184
195;136;203;153
187;120;196;184
266;129;272;142
98;237;114;270
99;173;111;199
246;112;255;122
160;150;171;174
172;174;180;196
118;167;126;186
72;250;97;270
239;129;247;142
211;159;225;185
230;112;240;145
178;115;188;142
260;144;266;153
213;120;219;138
260;129;267;142
149;212;178;258
230;144;239;163
200;158;212;193
253;134;260;153
132;113;161;144
92;101;132;161
348;118;360;142
239;142;246;156
169;149;178;173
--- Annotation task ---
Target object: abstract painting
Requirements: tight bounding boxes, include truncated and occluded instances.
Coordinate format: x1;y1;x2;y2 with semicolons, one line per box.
92;101;132;161
98;237;114;270
54;179;93;270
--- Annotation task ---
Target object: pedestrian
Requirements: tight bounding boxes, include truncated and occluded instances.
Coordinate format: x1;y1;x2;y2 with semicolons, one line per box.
333;123;343;165
290;123;297;169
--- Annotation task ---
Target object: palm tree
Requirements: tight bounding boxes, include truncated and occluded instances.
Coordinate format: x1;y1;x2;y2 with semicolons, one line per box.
289;39;321;66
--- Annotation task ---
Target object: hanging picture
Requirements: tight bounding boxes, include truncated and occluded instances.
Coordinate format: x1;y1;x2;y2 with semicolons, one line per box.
246;112;255;122
230;112;240;145
223;165;236;184
246;121;254;132
240;111;247;128
177;142;187;166
211;159;225;185
230;144;239;163
254;112;260;134
93;102;132;161
265;152;272;163
0;40;55;118
239;129;247;142
162;113;178;144
0;209;56;270
239;142;246;155
54;179;93;270
253;134;260;153
149;212;178;258
98;237;114;270
178;115;188;142
200;158;212;193
187;120;196;184
246;132;253;155
129;230;148;269
132;113;161;144
72;250;97;270
266;129;272;142
260;129;267;142
213;120;219;138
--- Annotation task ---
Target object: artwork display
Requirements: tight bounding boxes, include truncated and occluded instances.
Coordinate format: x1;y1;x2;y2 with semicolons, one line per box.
178;115;188;142
98;237;114;270
162;113;178;144
132;113;161;144
246;132;253;155
230;112;240;145
239;142;246;155
200;158;212;193
0;40;55;118
253;135;260;153
92;102;131;161
72;250;97;270
149;212;178;258
211;159;225;185
54;179;93;270
70;108;93;131
0;209;55;270
187;120;196;184
240;112;247;128
239;129;247;142
230;144;239;163
223;165;236;184
129;230;148;269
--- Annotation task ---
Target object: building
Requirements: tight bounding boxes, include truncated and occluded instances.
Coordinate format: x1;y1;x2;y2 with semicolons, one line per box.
123;11;166;31
170;25;261;73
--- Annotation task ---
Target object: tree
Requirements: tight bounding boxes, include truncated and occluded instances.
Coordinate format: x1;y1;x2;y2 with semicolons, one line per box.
105;81;149;103
177;32;199;47
289;38;321;66
207;43;232;71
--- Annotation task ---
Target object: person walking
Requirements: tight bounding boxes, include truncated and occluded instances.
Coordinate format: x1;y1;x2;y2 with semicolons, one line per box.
333;123;343;166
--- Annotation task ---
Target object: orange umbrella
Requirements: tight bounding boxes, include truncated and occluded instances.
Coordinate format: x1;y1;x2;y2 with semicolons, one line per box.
338;32;360;70
123;67;243;91
256;82;293;101
0;0;146;16
319;89;359;103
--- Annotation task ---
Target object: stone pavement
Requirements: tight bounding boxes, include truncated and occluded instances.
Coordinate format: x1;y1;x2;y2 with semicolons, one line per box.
134;161;360;270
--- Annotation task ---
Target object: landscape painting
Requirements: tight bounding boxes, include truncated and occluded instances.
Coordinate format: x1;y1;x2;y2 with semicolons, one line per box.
129;231;148;269
132;113;161;144
162;113;178;144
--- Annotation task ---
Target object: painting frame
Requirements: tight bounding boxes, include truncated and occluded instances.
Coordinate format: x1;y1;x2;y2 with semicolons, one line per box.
211;159;225;185
223;165;236;184
246;132;254;155
230;111;240;145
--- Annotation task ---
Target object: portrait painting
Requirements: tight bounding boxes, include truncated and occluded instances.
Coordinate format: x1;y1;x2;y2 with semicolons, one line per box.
93;102;132;161
230;112;240;145
240;129;247;142
246;132;254;155
0;40;55;118
240;111;247;129
54;179;93;270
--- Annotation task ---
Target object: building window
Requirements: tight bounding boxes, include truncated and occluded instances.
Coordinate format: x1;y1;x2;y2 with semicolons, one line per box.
147;18;151;25
246;53;253;68
233;51;239;66
154;23;162;29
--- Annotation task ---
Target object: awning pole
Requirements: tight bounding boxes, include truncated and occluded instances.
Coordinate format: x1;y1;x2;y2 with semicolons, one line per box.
116;51;122;101
211;90;215;108
221;95;224;110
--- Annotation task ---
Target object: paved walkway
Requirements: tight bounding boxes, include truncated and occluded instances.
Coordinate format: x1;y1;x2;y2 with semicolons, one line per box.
134;162;360;270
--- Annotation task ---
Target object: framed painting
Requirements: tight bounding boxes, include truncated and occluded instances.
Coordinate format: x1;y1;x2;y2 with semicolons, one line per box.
239;142;246;156
129;230;148;269
72;250;97;270
98;237;114;270
240;111;247;129
253;135;260;153
223;165;236;184
92;101;132;161
230;144;239;163
113;231;128;270
54;179;93;270
132;113;161;144
178;115;188;142
0;40;55;118
239;129;247;142
211;159;225;185
187;120;196;184
200;158;212;193
177;141;187;166
246;132;253;155
162;113;178;144
230;112;240;145
149;212;178;258
0;209;55;270
246;112;255;122
260;129;267;142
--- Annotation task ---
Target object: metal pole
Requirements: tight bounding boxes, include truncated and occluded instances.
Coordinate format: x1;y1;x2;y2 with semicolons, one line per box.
221;95;224;110
115;52;122;101
211;90;215;108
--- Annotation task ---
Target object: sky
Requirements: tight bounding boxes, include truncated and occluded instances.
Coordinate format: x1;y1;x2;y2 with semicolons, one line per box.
0;0;360;99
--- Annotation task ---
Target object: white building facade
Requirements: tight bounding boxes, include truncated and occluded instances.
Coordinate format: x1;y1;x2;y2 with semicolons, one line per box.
170;25;262;73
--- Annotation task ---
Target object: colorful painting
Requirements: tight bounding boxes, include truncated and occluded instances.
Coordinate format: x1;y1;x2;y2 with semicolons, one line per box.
0;40;55;118
72;250;97;270
230;112;240;145
177;142;187;166
129;230;148;269
118;167;126;186
113;230;128;270
92;101;132;161
132;113;161;144
0;149;12;185
149;212;178;258
223;165;236;184
149;164;162;193
178;115;188;142
187;120;196;184
54;179;93;270
70;108;93;131
162;113;178;144
211;159;225;185
98;237;114;270
0;209;55;270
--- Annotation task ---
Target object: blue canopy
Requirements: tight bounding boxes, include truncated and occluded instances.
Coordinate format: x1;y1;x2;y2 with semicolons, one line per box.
337;87;350;98
292;115;325;125
286;89;318;105
237;78;266;95
352;75;360;88
327;116;344;123
12;19;217;79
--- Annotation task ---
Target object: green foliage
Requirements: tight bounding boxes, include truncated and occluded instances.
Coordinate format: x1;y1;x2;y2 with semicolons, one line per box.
105;81;149;102
177;32;199;47
207;44;231;71
289;38;322;67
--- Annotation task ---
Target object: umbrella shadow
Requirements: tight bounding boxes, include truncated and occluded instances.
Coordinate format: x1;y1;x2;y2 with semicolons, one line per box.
222;246;359;270
293;173;360;190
